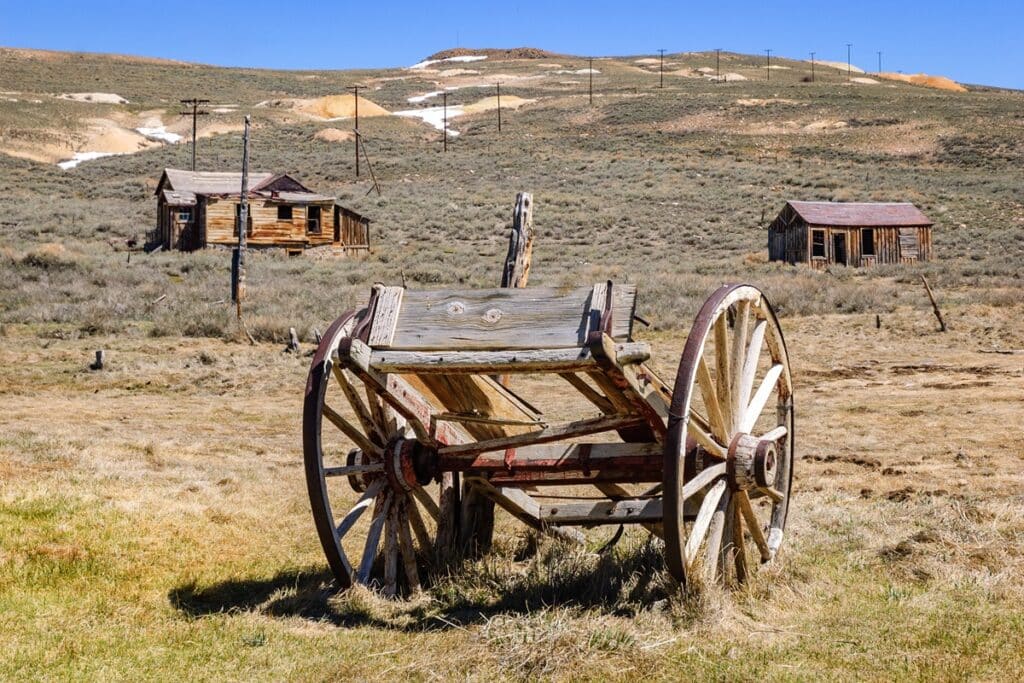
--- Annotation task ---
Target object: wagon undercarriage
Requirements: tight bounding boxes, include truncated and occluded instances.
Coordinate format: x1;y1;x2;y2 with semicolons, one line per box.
303;280;793;597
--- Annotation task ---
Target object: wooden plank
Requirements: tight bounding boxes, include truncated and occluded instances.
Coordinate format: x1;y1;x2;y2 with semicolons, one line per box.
441;441;661;472
369;342;650;374
367;286;404;347
540;498;663;525
384;285;637;351
437;414;647;458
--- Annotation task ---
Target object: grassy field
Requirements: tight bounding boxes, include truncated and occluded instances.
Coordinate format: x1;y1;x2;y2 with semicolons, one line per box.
1;47;1023;680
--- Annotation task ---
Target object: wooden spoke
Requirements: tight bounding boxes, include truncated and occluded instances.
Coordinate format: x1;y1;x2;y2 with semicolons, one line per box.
396;503;422;594
332;363;384;446
685;479;727;565
336;479;385;539
406;495;433;550
731;498;748;583
759;425;788;442
737;320;767;418
696;357;728;443
357;492;391;584
740;363;784;433
728;301;750;417
681;462;727;501
411;486;440;521
762;487;785;503
703;487;730;579
324;462;384;477
383;504;399;597
736;490;772;562
713;315;732;432
686;420;727;459
323;403;380;457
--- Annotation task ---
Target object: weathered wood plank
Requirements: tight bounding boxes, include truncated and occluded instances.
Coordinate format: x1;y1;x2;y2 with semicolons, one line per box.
369;342;650;374
437;415;647;458
367;286;404;347
382;285;637;351
540;498;663;525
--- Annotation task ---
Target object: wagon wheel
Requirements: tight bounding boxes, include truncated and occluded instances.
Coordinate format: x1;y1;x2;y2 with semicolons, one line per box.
664;284;793;588
303;311;458;596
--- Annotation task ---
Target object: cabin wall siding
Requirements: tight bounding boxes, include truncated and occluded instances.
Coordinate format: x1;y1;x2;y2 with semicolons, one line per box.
203;197;337;247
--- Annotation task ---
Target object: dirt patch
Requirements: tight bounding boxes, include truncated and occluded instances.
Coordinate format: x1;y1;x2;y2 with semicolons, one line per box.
735;98;799;106
851;77;879;84
462;95;535;114
878;73;967;92
295;94;390;119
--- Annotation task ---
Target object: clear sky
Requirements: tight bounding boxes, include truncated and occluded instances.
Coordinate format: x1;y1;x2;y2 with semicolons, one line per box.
1;0;1020;89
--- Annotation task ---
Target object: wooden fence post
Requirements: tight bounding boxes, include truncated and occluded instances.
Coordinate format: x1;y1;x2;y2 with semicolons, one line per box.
920;276;946;332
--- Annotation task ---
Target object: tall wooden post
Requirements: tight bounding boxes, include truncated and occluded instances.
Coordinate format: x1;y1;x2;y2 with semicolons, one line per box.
766;49;772;81
496;82;502;132
442;92;448;152
462;191;536;557
658;49;665;88
233;115;251;319
810;51;816;82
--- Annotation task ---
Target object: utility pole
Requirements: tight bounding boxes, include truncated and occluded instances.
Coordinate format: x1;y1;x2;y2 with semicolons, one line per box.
349;85;360;177
810;51;816;82
658;49;666;88
766;49;772;81
716;48;721;82
233;115;251;318
877;50;882;75
442;92;448;152
588;57;593;104
846;43;853;79
496;82;502;132
179;98;209;172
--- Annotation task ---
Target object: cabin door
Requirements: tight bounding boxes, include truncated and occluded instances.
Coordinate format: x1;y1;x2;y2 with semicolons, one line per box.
832;233;847;265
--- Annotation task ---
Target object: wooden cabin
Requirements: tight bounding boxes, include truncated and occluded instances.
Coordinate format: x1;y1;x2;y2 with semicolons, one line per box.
154;168;370;254
768;201;933;269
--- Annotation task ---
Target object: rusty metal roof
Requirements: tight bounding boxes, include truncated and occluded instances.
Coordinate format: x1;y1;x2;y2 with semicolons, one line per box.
788;201;933;227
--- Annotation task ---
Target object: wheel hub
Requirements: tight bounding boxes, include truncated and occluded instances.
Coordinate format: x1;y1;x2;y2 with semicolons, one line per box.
727;433;780;493
383;437;437;493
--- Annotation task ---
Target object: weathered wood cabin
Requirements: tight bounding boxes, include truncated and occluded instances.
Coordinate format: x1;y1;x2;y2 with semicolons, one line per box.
768;201;933;269
154;168;370;254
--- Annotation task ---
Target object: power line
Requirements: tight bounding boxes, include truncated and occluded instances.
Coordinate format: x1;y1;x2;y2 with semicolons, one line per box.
765;49;772;81
877;50;882;75
810;51;816;82
846;43;853;79
178;98;209;172
715;48;721;82
658;49;666;88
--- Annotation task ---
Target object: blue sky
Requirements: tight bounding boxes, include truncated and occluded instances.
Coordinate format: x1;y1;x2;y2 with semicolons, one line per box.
1;0;1020;89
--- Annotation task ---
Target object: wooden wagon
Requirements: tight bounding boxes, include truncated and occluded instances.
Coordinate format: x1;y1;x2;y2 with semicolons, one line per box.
303;278;793;596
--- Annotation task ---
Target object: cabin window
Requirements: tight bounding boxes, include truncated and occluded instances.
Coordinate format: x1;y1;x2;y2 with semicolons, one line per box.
234;203;253;236
307;205;322;234
861;228;875;256
277;205;293;220
811;230;826;258
177;209;192;222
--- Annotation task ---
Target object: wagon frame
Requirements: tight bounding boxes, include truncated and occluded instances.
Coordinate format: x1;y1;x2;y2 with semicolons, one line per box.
303;276;793;597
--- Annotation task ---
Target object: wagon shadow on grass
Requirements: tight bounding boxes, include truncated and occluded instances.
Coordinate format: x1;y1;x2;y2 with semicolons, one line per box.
168;537;680;630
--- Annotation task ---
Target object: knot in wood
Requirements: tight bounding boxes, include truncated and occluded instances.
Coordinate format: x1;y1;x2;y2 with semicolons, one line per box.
482;308;503;324
445;301;465;316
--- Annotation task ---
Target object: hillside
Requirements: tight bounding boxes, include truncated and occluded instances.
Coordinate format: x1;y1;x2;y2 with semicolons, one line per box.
1;47;1023;680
